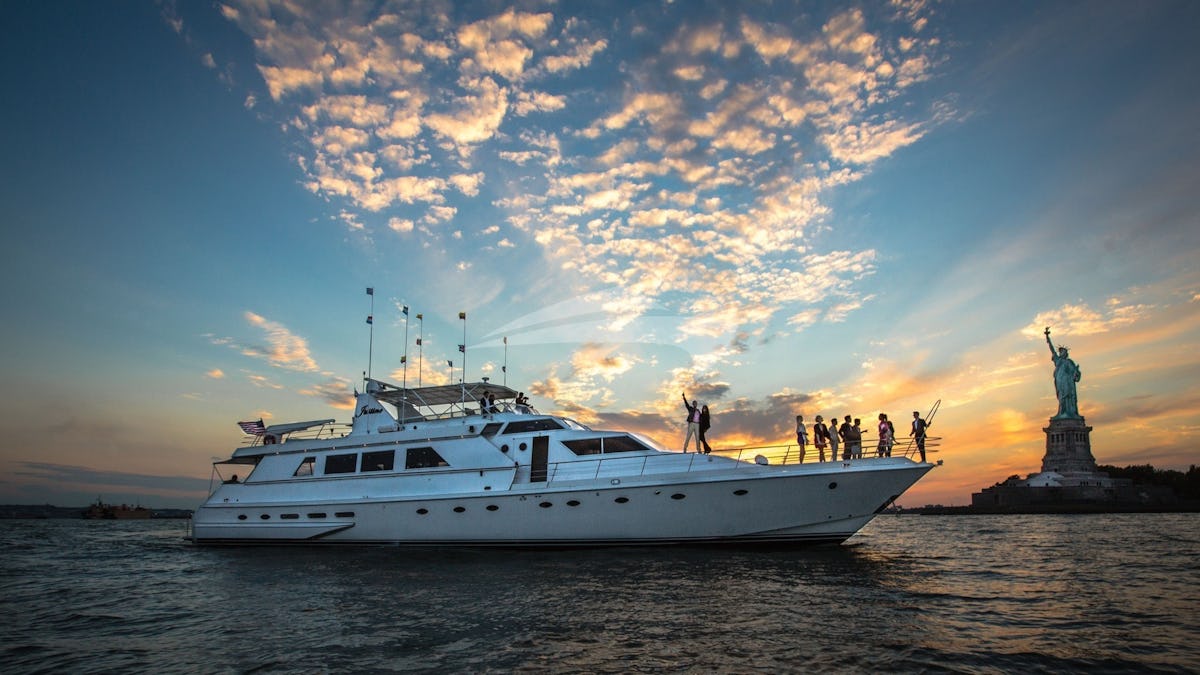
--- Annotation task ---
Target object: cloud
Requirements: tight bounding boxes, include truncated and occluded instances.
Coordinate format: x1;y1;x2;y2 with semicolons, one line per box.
15;462;210;495
241;312;320;372
211;1;946;370
297;377;356;409
205;368;225;379
1023;300;1149;338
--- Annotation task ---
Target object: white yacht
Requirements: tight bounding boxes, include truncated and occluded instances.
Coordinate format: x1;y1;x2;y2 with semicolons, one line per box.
192;379;936;546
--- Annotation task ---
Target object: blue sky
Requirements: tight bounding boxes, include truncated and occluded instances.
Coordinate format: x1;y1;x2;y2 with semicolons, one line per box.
1;0;1197;508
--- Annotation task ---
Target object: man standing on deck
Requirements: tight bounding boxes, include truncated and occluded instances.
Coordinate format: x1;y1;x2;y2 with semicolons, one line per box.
911;411;930;463
682;392;702;453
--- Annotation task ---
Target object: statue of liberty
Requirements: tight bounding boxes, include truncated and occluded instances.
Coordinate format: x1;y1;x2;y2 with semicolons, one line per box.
1044;327;1081;419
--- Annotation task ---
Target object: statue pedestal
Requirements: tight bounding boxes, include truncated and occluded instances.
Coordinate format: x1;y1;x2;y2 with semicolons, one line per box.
1041;417;1096;474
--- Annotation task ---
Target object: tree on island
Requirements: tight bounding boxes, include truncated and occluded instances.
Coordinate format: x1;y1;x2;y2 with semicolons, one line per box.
1097;464;1200;500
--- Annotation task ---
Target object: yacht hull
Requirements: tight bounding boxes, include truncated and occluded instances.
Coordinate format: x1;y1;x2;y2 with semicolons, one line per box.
192;459;930;547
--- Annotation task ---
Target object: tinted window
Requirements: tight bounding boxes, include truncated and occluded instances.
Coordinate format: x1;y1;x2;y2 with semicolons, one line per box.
480;422;503;436
602;436;651;453
502;418;563;434
325;453;357;474
294;457;315;477
361;450;395;472
563;439;603;456
405;446;449;469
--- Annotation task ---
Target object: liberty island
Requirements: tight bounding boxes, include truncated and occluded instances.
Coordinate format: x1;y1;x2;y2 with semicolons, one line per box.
972;328;1176;510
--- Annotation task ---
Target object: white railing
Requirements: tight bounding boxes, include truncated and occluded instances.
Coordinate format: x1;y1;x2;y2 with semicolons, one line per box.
542;436;941;483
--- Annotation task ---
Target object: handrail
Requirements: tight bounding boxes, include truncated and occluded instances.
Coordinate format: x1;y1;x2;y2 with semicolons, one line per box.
542;436;941;483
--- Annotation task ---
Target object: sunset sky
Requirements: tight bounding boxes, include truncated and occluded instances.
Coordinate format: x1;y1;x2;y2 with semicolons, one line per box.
1;0;1197;509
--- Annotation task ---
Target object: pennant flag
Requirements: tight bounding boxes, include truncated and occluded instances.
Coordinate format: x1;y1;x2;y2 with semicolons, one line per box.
237;419;265;436
503;336;507;344
366;287;374;296
402;305;409;316
459;311;466;320
400;355;406;364
366;315;373;325
502;365;506;372
416;313;423;320
458;344;465;353
447;360;453;368
415;338;422;346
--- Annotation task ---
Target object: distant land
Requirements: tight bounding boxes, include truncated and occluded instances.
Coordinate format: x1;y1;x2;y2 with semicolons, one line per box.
898;502;1200;515
0;504;193;519
901;463;1200;515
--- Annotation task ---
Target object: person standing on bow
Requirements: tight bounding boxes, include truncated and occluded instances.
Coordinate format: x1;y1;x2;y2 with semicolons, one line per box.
682;392;702;453
827;415;840;461
839;416;854;460
910;411;930;463
813;415;828;462
795;414;808;463
877;413;892;457
699;404;713;454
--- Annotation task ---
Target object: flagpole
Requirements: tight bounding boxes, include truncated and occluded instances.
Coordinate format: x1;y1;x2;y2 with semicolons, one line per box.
401;305;410;388
459;311;467;403
416;313;423;387
366;287;375;380
502;336;508;387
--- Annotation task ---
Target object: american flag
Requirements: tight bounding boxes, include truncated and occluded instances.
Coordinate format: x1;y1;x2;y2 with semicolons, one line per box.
237;419;265;436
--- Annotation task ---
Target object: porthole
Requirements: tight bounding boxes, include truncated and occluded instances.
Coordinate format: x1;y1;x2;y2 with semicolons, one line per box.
416;508;428;515
733;489;748;496
501;444;510;453
237;514;247;521
486;505;499;511
567;500;581;507
453;506;466;513
307;513;327;519
828;482;838;490
281;513;299;520
671;493;686;500
614;497;629;504
519;442;528;451
539;501;553;508
260;514;270;520
335;511;355;517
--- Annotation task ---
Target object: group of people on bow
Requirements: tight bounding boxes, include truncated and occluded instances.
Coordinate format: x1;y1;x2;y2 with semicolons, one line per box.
796;411;929;463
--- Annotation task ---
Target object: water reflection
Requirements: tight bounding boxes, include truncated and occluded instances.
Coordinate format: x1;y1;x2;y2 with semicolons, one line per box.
2;515;1197;672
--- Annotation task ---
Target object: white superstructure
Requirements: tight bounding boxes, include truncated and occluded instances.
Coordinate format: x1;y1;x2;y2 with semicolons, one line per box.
192;379;935;546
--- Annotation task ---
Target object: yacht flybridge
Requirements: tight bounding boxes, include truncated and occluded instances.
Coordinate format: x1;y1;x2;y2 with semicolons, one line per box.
192;378;937;546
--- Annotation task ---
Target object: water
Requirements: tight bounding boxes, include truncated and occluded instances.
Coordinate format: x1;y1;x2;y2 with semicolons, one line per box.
1;514;1197;673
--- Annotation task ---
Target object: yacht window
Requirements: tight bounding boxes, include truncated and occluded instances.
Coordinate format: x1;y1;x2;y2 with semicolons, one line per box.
325;453;358;474
560;418;592;431
563;439;603;456
361;450;395;472
601;436;652;454
294;457;315;477
480;422;503;437
405;446;449;469
502;418;564;434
